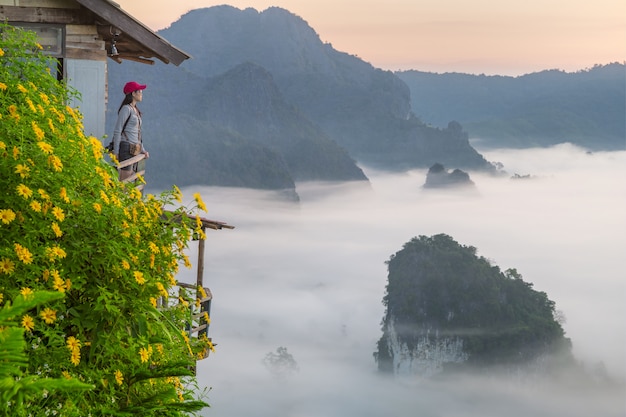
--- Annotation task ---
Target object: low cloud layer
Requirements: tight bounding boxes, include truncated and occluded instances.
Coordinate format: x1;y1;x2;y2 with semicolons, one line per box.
172;144;625;416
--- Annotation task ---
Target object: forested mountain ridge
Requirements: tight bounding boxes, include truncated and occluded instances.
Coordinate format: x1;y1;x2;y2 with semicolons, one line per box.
375;234;571;376
397;63;626;150
106;6;493;192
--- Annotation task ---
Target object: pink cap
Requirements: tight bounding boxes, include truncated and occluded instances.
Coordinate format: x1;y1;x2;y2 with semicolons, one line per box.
123;81;147;95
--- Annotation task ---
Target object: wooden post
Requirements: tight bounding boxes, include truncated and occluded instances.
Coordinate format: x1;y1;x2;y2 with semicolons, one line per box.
196;225;206;289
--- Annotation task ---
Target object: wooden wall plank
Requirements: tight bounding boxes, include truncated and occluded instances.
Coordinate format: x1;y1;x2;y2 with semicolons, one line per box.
19;0;79;8
65;46;106;61
0;6;94;24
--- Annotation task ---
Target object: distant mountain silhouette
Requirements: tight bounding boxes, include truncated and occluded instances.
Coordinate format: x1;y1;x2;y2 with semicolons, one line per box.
397;63;626;150
106;6;494;192
423;163;475;189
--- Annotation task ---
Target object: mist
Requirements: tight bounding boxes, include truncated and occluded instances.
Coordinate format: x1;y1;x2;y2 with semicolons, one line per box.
170;144;625;416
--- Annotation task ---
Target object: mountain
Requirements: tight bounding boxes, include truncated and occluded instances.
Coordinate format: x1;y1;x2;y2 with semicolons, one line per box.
106;6;494;192
190;62;367;182
375;234;571;376
157;6;493;170
397;63;626;150
423;163;475;189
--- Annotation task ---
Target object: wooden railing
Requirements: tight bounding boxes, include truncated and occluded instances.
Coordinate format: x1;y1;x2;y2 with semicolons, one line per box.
117;153;147;190
178;282;212;338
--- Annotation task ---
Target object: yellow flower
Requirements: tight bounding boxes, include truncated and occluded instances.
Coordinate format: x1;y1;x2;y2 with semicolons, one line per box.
183;254;192;269
134;271;146;285
47;118;56;133
15;164;30;178
30;200;42;212
25;98;36;113
16;184;33;199
14;243;33;264
114;369;124;386
8;105;19;120
0;209;16;224
38;141;53;154
37;189;49;200
0;141;5;150
139;347;150;363
52;271;67;293
148;242;159;254
150;297;157;308
46;245;66;261
93;202;102;214
17;84;27;93
40;307;57;324
61;371;71;380
20;287;34;298
70;349;81;366
178;296;189;308
59;187;70;203
0;48;3;57
173;185;183;203
39;92;50;104
12;146;20;159
0;82;5;90
66;336;81;351
193;193;208;212
121;260;130;270
22;315;35;332
198;287;208;299
48;155;63;172
51;222;63;237
203;312;211;325
0;258;15;275
156;282;168;298
99;190;110;204
51;206;65;222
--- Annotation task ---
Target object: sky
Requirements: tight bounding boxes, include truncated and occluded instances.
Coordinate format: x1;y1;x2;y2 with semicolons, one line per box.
167;145;626;416
115;0;625;75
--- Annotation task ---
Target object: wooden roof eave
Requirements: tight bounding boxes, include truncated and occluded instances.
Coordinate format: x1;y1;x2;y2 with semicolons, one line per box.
75;0;191;65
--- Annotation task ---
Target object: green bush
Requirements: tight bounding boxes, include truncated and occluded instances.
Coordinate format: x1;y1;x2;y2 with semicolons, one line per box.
1;24;212;416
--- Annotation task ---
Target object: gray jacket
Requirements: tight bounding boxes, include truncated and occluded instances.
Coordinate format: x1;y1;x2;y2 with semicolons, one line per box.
112;104;145;156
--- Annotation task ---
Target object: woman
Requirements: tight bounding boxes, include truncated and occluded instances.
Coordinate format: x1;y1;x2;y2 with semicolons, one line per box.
112;81;149;180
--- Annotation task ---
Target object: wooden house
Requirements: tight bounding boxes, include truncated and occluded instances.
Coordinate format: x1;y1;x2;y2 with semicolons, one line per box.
0;0;190;138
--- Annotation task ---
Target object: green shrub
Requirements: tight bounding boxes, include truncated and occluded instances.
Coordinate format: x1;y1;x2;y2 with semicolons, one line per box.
1;23;212;416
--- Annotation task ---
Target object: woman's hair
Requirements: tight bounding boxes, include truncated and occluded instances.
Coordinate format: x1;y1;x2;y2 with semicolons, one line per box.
117;93;142;116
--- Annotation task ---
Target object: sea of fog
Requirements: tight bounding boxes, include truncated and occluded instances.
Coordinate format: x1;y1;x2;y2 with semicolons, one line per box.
170;144;625;416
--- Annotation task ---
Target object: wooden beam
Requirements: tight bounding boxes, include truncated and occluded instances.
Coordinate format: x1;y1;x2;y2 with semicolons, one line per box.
75;0;190;65
0;5;94;24
114;54;155;65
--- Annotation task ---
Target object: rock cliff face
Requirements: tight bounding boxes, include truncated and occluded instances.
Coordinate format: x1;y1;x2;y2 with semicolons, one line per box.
375;234;571;376
383;318;468;377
